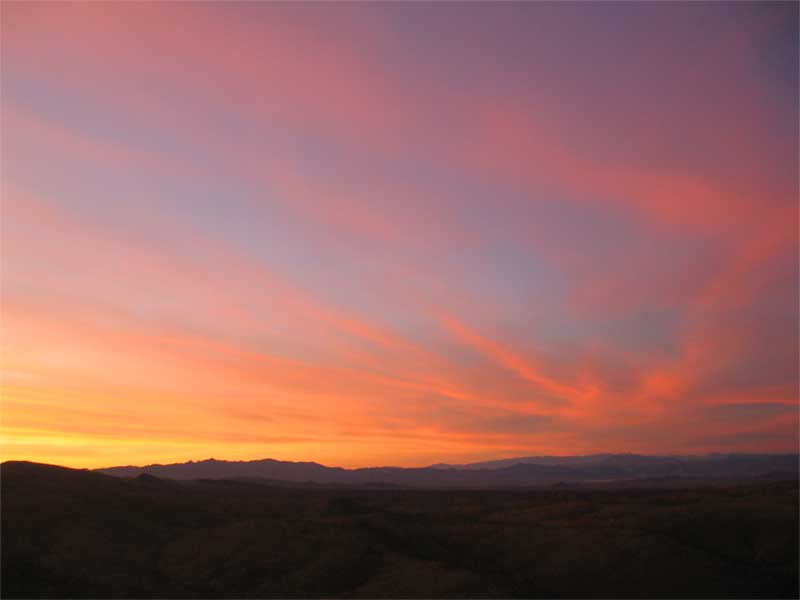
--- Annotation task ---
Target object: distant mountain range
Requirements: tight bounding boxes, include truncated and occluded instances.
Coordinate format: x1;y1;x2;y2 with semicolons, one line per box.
5;460;799;598
95;453;800;488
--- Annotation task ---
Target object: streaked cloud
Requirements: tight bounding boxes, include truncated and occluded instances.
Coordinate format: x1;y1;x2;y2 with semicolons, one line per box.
1;2;796;467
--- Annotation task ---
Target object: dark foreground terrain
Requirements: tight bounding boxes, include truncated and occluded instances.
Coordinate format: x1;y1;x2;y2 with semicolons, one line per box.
3;461;798;598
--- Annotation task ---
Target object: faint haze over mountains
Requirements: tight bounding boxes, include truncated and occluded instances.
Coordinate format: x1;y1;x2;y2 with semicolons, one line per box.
94;453;800;488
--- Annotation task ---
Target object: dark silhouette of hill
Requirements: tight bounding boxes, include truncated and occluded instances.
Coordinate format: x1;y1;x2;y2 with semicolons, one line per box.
3;460;798;598
95;453;800;487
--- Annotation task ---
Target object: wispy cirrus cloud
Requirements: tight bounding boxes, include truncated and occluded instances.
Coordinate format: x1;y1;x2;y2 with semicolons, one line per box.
2;1;796;467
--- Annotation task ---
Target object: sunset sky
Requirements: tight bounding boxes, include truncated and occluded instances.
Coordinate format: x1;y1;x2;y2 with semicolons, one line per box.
2;2;798;469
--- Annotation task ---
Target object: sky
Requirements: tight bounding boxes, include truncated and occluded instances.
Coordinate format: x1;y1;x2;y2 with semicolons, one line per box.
1;1;798;469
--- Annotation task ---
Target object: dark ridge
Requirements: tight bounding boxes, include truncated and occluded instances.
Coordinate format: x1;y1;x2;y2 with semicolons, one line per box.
3;459;797;598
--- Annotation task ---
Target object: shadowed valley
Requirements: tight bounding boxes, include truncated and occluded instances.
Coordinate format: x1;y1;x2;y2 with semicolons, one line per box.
3;459;798;598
